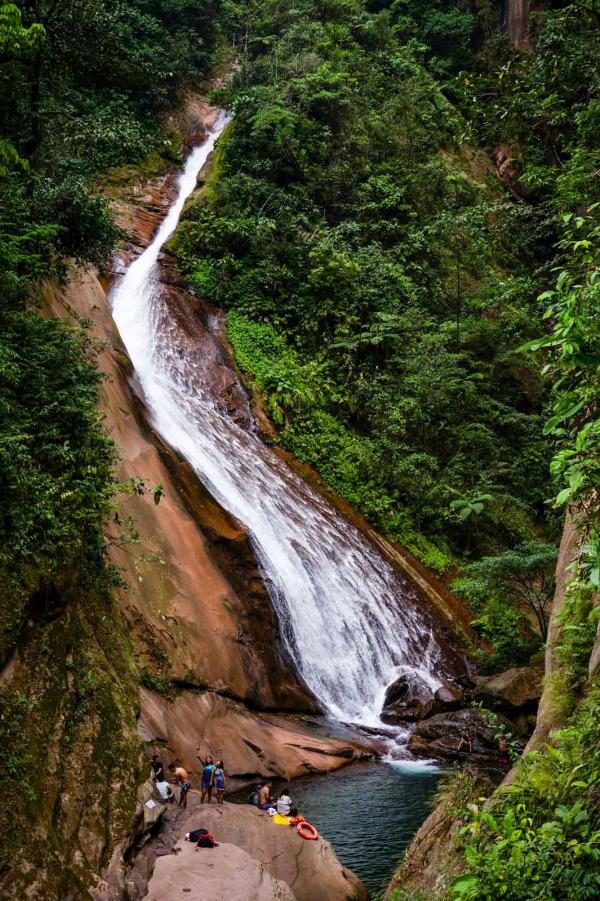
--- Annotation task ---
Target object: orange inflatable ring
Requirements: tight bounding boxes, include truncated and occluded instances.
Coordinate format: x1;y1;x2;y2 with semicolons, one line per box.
297;821;319;841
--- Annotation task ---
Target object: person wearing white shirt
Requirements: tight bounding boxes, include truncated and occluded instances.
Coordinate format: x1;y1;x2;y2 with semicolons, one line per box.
276;789;293;816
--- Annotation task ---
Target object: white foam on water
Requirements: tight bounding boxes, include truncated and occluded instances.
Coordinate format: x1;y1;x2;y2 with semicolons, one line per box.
386;758;442;775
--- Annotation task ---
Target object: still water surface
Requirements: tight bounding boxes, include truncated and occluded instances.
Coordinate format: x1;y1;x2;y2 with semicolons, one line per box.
281;760;440;898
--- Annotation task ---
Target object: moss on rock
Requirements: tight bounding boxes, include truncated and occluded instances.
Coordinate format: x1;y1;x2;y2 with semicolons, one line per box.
0;541;143;900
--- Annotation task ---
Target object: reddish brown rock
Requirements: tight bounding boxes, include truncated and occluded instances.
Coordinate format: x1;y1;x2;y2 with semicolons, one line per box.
146;840;296;901
42;259;314;715
146;802;367;901
138;688;376;792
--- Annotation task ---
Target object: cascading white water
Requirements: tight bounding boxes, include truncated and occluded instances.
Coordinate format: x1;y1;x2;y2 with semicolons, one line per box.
110;112;452;726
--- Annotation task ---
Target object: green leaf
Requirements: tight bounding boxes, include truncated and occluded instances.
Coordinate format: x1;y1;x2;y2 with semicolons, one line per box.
451;875;479;896
555;487;572;507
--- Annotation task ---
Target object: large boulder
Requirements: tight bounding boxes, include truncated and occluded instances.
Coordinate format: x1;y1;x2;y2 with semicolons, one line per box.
472;666;542;712
146;840;296;901
381;673;435;722
137;779;167;835
408;708;515;768
433;682;464;711
381;673;464;724
144;801;367;901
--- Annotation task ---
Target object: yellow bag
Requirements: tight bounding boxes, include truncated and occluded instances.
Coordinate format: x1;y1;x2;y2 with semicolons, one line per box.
273;813;290;826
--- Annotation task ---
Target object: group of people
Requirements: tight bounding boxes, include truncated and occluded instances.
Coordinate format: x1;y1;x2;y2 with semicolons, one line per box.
198;752;226;804
149;750;306;821
150;750;226;808
456;730;511;767
251;783;301;820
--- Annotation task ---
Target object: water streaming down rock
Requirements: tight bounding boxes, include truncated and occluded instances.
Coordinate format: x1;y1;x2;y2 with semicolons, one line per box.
109;112;455;727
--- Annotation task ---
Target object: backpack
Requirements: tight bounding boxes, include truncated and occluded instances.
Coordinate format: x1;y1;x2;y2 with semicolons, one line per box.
196;833;218;848
249;784;262;805
187;828;208;843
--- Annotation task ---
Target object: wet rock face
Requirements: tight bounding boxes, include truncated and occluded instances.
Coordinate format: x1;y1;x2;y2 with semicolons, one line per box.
381;673;435;722
138;688;376;792
381;674;464;724
408;708;514;769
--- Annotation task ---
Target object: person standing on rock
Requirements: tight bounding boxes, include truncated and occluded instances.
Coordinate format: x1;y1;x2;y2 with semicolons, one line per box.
457;731;472;755
169;763;191;809
214;759;226;804
497;735;510;767
150;753;165;782
197;752;216;803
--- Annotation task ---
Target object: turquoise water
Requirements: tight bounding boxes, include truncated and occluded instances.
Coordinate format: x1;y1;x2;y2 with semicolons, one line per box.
266;760;441;898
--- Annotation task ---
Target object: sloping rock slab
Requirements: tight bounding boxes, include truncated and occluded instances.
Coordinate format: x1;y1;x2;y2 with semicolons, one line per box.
146;839;296;901
139;688;375;792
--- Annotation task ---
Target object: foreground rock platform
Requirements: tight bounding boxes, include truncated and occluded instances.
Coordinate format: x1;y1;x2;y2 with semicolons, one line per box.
144;800;367;901
147;840;296;901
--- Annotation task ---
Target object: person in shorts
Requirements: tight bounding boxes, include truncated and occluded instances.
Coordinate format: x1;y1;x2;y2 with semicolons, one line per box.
198;753;216;803
214;759;226;804
169;763;191;809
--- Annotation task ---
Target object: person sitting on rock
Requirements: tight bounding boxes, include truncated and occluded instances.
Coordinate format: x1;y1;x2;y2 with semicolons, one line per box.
457;731;473;754
214;759;226;804
276;788;293;816
169;763;191;809
198;753;216;803
155;778;174;803
257;781;274;810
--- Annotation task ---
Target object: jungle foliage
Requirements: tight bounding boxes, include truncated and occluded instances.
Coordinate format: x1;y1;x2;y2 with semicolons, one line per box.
0;0;219;658
452;177;600;901
174;0;600;672
176;0;554;575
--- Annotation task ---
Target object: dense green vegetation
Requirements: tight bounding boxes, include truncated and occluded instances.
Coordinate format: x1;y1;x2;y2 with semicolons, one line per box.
176;0;554;579
383;3;600;896
177;7;600;894
174;0;600;671
0;2;217;891
0;0;221;657
450;217;600;901
2;1;600;896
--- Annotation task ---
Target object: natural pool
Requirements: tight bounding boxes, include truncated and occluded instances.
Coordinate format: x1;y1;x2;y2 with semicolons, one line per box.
240;759;441;898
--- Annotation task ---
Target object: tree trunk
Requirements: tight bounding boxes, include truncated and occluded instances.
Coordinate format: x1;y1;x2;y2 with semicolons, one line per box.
504;0;531;51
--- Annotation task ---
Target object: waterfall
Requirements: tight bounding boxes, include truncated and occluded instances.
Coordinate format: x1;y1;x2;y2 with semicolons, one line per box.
109;112;454;727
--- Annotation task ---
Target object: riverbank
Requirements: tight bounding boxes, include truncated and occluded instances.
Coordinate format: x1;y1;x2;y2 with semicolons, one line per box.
245;760;442;898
